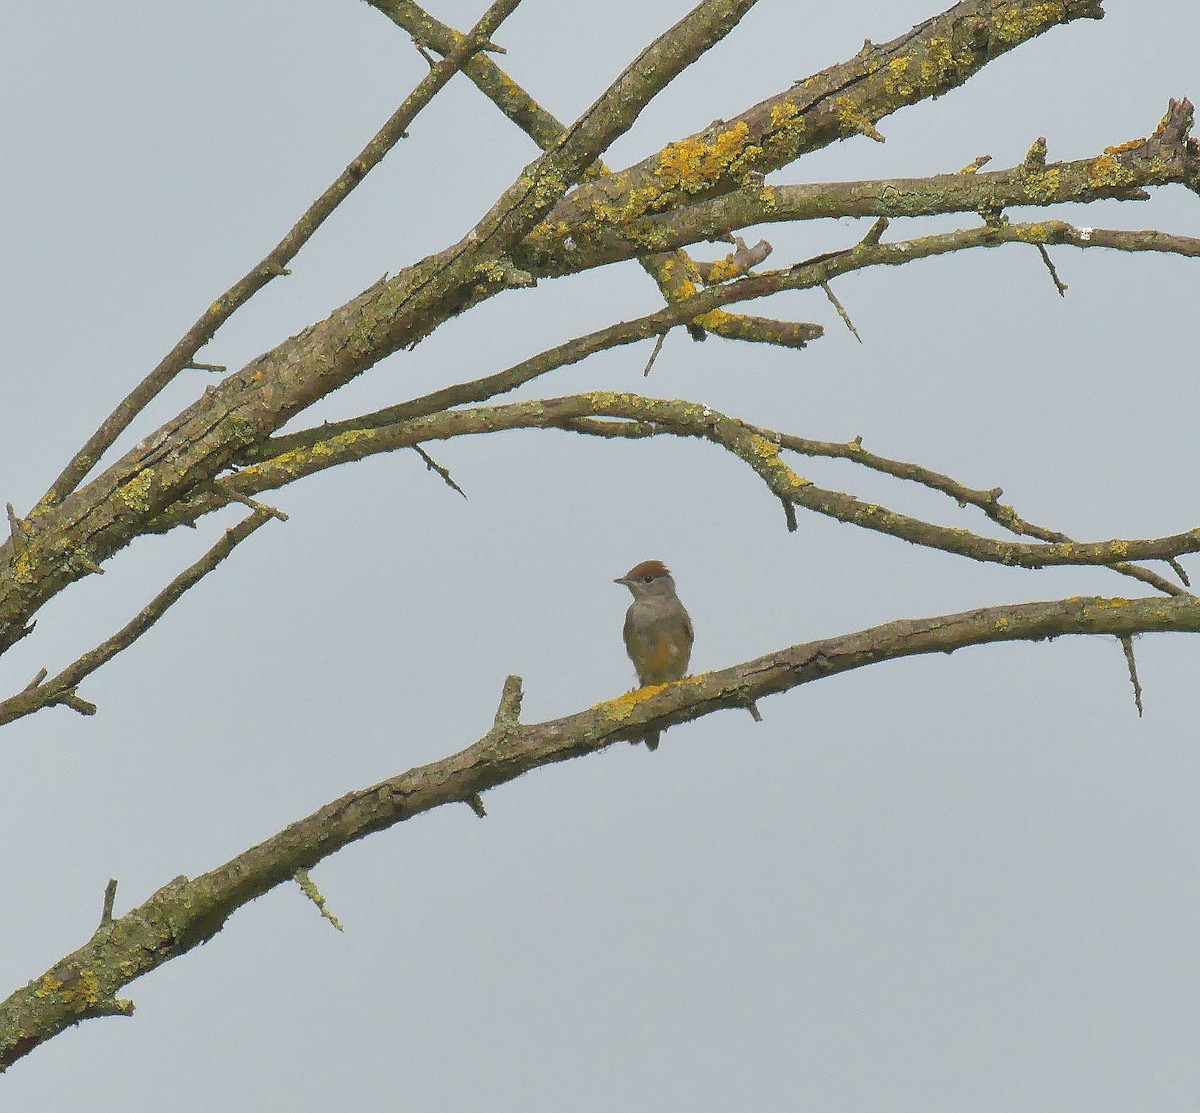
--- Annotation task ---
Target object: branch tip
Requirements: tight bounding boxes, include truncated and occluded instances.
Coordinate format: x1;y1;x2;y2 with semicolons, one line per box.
957;154;992;174
6;502;29;550
81;998;135;1020
820;280;862;342
100;879;118;927
73;552;105;577
466;793;487;818
1022;136;1048;173
1035;243;1068;296
57;690;97;717
493;674;524;730
225;492;289;522
642;332;667;377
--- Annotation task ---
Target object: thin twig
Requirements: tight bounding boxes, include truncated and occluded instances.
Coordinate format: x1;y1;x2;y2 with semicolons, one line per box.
413;446;468;498
1119;635;1144;716
1035;243;1068;295
294;869;344;932
957;154;993;174
642;332;667;377
221;490;290;522
6;503;28;551
57;691;97;717
821;281;862;342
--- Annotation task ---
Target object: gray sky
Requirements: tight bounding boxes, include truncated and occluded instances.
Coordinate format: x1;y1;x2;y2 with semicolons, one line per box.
3;2;1199;1109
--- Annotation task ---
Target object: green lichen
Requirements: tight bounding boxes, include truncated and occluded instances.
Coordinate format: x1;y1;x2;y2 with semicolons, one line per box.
1023;167;1062;202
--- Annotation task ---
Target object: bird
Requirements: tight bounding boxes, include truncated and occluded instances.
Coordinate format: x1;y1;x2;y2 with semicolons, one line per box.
614;559;694;751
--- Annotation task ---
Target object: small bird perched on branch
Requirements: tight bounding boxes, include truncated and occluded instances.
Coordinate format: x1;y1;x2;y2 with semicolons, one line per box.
614;560;694;751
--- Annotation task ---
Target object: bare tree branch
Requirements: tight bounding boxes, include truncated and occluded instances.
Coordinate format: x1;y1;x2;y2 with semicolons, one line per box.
216;392;1200;584
4;588;1195;1070
0;0;760;658
370;0;818;348
527;0;1107;249
527;99;1197;272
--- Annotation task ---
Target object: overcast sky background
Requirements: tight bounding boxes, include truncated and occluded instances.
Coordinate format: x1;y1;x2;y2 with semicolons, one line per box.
3;2;1199;1109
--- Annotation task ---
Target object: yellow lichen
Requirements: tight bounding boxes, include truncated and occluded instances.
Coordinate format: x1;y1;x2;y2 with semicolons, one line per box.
1023;167;1062;202
64;969;103;1008
769;101;801;129
602;684;669;721
992;5;1061;45
885;57;915;98
833;96;884;142
119;469;154;512
652;121;753;194
747;434;781;461
703;257;742;284
1087;153;1135;190
12;548;36;584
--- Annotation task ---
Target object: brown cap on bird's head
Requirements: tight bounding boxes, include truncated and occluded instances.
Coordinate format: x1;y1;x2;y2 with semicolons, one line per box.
614;559;672;585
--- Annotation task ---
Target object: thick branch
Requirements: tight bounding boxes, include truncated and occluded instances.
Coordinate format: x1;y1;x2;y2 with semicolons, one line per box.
4;589;1195;1070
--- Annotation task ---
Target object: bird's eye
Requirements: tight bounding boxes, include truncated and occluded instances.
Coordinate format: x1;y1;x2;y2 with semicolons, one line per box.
642;575;653;583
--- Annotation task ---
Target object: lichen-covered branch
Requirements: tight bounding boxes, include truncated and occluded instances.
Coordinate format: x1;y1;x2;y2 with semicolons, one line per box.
527;99;1199;274
0;0;758;658
518;0;1107;268
211;392;1200;582
4;588;1196;1070
368;0;819;348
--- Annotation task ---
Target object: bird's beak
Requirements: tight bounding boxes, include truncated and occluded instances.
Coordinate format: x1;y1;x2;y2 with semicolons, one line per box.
613;576;628;585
